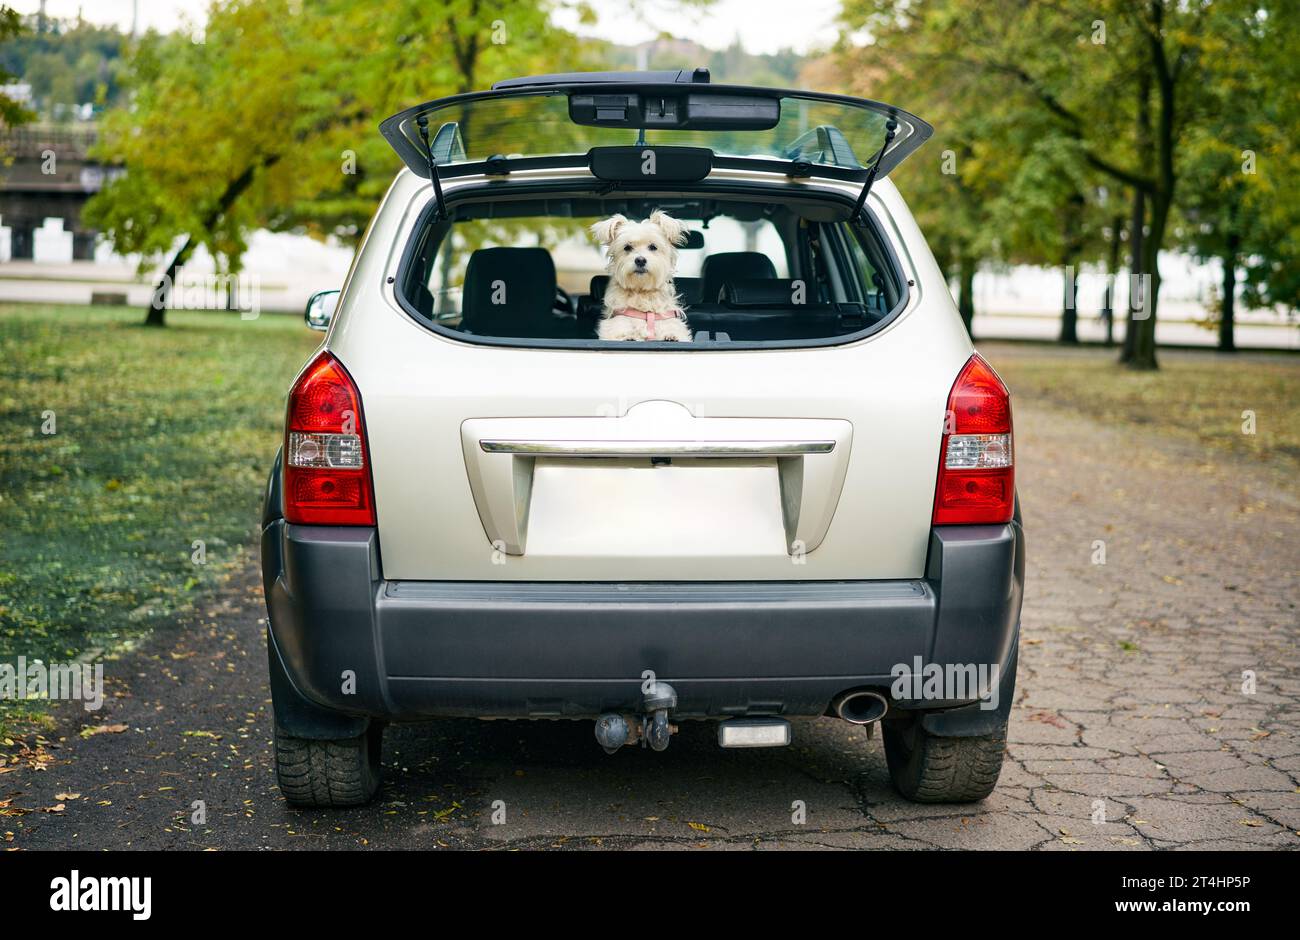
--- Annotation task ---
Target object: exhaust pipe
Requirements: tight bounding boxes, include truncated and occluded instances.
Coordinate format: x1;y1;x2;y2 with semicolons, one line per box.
832;690;889;725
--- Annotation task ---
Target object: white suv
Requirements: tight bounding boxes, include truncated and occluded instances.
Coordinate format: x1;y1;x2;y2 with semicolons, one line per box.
261;69;1024;807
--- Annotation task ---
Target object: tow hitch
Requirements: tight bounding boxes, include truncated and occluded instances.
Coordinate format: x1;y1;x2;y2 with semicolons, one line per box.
594;680;678;754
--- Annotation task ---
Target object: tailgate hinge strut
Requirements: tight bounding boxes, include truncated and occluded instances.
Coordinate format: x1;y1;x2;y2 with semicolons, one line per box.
416;115;448;221
850;116;897;223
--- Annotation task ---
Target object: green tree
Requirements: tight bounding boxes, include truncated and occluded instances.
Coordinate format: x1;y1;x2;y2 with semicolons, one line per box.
1178;2;1300;349
1238;3;1300;317
992;136;1116;344
86;0;596;326
0;6;35;135
836;3;1109;340
0;13;127;117
891;131;1002;336
838;0;1295;370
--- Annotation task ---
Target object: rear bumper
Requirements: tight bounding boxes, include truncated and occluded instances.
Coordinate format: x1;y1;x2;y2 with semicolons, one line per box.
260;515;1024;724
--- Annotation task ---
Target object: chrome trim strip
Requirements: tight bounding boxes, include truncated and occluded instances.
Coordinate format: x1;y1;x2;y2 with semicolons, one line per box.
479;439;835;457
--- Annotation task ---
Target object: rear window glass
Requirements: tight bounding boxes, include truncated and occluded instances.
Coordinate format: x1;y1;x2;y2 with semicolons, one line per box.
398;193;904;346
384;89;930;175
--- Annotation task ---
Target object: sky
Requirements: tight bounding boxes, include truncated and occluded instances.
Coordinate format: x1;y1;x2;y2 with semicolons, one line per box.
9;0;843;55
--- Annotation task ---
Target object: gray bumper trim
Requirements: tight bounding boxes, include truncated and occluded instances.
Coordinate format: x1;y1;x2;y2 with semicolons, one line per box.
261;514;1023;723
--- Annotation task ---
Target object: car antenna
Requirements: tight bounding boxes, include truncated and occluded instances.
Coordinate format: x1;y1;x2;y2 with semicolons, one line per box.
850;116;897;222
416;114;447;221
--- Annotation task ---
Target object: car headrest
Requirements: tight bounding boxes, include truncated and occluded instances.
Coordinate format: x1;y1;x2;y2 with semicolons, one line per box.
672;277;703;306
589;274;610;302
700;252;778;302
461;247;557;337
720;279;814;308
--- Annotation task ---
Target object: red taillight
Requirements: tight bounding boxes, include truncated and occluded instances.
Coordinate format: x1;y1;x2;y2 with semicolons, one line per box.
283;352;376;525
933;354;1014;525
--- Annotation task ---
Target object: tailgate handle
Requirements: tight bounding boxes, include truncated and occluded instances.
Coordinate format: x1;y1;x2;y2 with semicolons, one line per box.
479;439;835;458
463;406;852;558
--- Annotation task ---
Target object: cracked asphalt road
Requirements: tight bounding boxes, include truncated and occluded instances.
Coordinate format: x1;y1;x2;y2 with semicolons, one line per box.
5;348;1298;850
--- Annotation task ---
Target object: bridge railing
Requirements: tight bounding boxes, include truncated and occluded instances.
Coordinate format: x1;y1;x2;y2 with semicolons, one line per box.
0;123;99;159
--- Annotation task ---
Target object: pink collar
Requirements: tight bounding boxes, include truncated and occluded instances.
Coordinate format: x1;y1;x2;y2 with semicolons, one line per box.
615;308;681;338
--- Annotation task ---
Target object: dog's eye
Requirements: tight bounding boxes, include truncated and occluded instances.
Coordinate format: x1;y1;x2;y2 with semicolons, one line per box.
622;244;633;252
648;244;657;251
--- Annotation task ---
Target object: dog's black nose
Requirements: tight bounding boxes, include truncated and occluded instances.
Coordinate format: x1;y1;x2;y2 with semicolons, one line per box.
634;256;647;267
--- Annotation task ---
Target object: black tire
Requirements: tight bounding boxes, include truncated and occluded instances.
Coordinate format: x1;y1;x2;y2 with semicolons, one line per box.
883;714;1007;803
274;724;382;807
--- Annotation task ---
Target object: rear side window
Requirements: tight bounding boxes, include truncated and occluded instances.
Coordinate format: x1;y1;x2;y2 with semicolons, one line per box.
397;191;905;347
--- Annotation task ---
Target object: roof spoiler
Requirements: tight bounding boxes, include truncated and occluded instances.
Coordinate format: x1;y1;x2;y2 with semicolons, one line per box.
492;68;711;90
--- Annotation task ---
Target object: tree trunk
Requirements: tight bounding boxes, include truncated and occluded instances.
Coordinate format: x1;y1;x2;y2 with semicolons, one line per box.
141;158;275;326
1125;1;1181;372
1102;213;1123;346
1059;266;1078;344
1058;193;1083;345
1127;190;1169;371
1121;187;1145;361
1219;233;1238;352
144;236;194;326
1121;68;1152;365
957;255;976;335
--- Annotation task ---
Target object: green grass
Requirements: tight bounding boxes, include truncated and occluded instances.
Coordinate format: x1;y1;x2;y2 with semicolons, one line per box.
981;342;1300;472
0;304;319;672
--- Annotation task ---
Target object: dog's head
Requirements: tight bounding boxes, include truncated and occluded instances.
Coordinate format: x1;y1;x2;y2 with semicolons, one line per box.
590;210;689;292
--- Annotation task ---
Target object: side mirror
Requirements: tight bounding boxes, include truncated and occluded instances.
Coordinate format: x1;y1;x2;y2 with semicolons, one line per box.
305;290;339;331
681;229;705;249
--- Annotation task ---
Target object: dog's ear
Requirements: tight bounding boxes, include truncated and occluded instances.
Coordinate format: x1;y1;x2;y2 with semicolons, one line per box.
590;213;629;246
648;210;689;247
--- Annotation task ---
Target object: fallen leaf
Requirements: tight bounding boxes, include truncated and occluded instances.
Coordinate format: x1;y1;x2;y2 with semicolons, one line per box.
1028;711;1069;729
80;724;128;738
687;821;711;832
53;792;80;801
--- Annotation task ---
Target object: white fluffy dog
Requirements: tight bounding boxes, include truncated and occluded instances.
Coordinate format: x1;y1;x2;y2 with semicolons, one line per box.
590;210;693;342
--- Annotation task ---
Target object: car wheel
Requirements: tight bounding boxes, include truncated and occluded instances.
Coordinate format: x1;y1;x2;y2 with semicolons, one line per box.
274;724;383;807
882;713;1007;803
